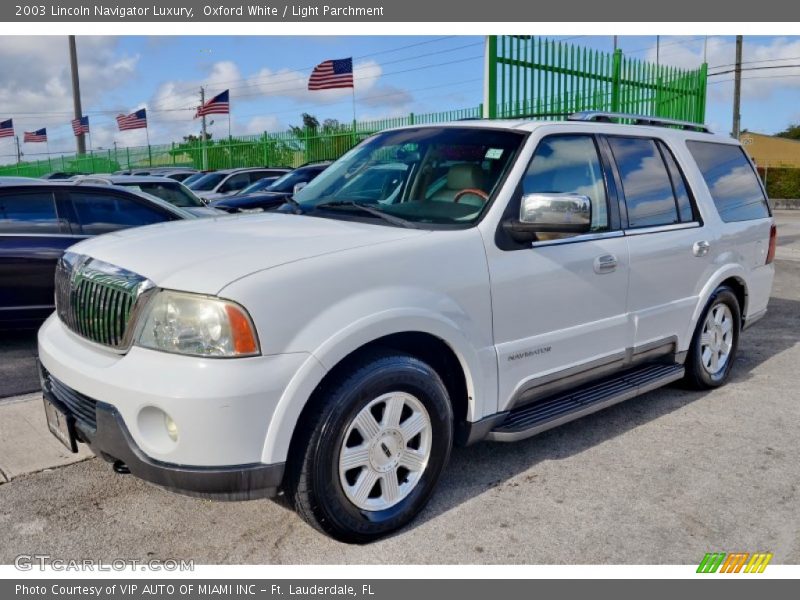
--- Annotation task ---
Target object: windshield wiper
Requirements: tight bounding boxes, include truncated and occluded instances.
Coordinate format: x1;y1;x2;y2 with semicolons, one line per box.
312;201;418;229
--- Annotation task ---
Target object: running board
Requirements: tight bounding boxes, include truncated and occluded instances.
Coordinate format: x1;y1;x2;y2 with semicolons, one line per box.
487;363;685;442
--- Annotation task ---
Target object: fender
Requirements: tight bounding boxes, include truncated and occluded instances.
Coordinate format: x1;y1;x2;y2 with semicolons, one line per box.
260;308;497;465
681;263;748;350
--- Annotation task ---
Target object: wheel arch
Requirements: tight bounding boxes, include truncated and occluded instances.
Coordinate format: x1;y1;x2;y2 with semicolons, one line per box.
683;266;749;349
260;317;493;466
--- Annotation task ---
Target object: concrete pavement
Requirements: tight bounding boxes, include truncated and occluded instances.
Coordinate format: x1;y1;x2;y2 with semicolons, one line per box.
0;394;93;484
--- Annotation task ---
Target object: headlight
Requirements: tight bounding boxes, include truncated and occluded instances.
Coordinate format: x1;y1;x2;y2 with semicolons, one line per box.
136;290;259;357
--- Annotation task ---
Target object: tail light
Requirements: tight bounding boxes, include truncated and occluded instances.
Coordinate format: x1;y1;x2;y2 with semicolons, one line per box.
766;223;777;264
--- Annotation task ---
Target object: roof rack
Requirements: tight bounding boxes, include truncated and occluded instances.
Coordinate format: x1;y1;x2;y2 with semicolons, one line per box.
568;111;712;133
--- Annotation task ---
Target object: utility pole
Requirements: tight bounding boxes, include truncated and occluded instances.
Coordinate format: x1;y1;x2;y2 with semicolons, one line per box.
613;36;618;51
68;35;86;155
200;86;208;170
732;35;743;139
656;35;660;66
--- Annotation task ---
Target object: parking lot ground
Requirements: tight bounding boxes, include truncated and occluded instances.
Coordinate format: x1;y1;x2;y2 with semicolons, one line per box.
0;329;39;400
0;213;798;564
0;395;93;482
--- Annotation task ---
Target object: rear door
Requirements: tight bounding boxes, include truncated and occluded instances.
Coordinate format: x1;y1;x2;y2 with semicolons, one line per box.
64;189;178;235
604;135;710;355
0;188;79;320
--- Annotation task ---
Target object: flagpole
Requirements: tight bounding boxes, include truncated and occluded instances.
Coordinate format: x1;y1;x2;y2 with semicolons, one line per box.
228;111;232;169
145;120;152;167
200;86;208;171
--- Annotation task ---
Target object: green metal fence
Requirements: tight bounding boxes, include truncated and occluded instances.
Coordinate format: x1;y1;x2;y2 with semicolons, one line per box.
0;106;483;178
486;35;707;123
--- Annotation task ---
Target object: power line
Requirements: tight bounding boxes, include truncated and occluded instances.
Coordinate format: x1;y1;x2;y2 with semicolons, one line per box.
709;63;800;77
708;72;800;85
709;55;800;72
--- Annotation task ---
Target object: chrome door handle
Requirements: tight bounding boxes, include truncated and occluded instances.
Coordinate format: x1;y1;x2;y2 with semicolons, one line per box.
594;254;618;274
693;240;711;257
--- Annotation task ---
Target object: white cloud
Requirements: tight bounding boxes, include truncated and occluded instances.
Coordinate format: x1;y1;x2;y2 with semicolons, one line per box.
0;36;139;158
642;36;800;103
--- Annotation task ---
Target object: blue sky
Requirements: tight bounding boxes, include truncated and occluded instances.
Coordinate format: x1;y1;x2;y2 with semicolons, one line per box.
1;35;800;162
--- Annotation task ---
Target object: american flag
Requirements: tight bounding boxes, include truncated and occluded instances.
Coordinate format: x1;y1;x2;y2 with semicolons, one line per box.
195;90;230;118
0;119;13;139
24;128;47;143
308;58;354;91
116;108;147;131
72;115;90;136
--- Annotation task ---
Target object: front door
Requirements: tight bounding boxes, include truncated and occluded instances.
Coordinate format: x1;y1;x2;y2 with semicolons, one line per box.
486;134;631;411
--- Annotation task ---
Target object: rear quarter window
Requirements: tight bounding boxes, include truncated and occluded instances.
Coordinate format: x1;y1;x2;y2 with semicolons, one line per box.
686;141;770;222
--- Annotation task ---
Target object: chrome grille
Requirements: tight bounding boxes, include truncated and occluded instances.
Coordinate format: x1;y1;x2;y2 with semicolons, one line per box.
55;252;154;350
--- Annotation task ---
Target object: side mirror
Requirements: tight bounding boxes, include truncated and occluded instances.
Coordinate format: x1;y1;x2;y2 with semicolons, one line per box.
293;182;308;195
504;193;592;242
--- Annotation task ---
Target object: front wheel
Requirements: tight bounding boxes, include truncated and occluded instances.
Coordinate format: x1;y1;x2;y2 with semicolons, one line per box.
285;351;453;543
683;286;741;389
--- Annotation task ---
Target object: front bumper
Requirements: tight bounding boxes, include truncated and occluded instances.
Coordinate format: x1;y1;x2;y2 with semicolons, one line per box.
42;366;283;500
37;314;312;499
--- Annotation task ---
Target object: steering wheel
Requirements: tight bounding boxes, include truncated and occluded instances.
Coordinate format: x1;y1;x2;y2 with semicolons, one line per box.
453;188;490;204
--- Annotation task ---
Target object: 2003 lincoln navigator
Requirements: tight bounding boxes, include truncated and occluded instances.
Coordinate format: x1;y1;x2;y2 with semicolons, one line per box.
38;112;776;542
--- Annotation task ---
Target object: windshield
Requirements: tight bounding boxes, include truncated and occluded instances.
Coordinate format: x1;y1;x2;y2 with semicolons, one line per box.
266;168;323;194
238;176;279;195
188;172;226;191
118;182;205;208
293;127;524;226
182;172;206;186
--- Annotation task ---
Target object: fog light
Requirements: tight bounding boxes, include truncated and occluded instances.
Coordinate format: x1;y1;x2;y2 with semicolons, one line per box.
164;414;179;442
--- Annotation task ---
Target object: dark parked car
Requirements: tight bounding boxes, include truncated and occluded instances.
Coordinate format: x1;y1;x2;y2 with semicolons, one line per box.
188;167;291;201
74;175;224;217
128;167;198;182
210;162;331;213
0;181;194;327
40;172;86;180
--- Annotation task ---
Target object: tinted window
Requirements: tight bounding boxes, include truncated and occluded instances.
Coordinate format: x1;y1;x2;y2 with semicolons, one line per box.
69;191;168;235
221;173;251;192
269;167;324;193
0;192;63;234
687;141;770;222
608;137;679;228
118;182;204;208
658;142;695;222
523;135;609;231
188;173;226;191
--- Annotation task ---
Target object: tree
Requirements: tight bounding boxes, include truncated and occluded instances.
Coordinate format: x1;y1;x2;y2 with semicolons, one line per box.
290;113;321;136
775;124;800;141
182;132;212;142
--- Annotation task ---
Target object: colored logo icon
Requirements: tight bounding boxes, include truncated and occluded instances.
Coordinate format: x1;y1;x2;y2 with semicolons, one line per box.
697;552;773;573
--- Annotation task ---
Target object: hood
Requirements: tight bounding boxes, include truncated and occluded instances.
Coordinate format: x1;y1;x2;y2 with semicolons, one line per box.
68;212;427;295
194;191;229;201
211;191;290;209
185;206;228;217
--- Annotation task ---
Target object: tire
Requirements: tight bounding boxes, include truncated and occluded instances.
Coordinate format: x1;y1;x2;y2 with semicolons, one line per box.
285;350;454;543
683;286;742;390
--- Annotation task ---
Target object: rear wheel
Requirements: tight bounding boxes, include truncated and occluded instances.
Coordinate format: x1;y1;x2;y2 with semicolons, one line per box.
285;351;453;543
683;286;741;389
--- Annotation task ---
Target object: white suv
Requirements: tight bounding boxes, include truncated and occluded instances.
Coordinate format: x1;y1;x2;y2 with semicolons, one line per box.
38;112;776;542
